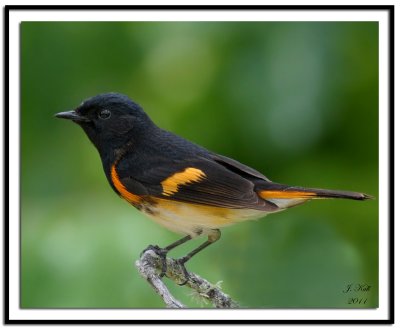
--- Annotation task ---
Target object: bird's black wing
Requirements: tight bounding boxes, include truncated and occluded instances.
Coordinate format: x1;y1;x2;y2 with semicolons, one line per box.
210;153;270;181
116;156;277;211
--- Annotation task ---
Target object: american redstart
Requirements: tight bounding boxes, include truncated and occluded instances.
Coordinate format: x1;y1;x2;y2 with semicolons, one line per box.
56;93;372;283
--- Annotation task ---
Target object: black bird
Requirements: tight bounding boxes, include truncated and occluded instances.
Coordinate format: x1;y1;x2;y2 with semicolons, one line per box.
55;93;371;282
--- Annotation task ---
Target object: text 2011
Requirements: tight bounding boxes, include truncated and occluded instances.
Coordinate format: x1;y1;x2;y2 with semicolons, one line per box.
348;297;367;305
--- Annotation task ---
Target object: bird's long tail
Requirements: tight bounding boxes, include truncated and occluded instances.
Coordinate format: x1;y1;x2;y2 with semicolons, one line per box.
257;183;373;209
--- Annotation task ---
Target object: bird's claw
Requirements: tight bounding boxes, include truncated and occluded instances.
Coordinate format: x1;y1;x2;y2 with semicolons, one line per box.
141;246;192;285
176;257;191;286
141;245;168;277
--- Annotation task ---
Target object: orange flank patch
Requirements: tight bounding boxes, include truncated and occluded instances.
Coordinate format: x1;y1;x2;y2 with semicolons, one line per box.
161;167;206;196
111;164;141;205
258;190;317;199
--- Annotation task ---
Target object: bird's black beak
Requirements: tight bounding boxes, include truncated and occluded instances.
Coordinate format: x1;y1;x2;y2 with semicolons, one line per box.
55;110;90;123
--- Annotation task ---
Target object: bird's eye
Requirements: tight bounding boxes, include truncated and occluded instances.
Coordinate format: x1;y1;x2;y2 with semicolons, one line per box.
98;109;111;120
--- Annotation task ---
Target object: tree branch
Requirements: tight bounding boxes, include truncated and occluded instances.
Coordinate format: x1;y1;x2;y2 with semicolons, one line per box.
135;249;239;308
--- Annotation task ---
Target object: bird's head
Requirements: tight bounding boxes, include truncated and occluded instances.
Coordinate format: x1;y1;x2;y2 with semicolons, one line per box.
55;93;155;154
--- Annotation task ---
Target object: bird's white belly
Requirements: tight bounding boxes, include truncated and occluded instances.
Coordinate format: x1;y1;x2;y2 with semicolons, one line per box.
142;198;268;237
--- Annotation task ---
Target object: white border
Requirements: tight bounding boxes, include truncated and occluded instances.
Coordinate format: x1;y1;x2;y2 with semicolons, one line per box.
8;7;390;322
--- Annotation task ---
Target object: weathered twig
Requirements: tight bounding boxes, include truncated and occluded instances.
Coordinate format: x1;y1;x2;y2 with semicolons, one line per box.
135;249;239;308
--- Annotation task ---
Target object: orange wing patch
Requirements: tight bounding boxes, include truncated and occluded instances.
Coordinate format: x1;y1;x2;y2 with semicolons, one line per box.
258;190;316;199
161;167;206;196
111;164;141;204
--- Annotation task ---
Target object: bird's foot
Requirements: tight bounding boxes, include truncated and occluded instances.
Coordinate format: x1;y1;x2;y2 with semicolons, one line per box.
141;245;168;277
176;256;191;286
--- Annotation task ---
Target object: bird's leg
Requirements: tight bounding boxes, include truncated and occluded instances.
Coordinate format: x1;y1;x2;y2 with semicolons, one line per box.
141;235;192;277
176;229;221;286
164;234;192;252
141;230;221;285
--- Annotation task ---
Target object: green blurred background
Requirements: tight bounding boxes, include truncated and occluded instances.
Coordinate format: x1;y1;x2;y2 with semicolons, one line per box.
21;22;378;308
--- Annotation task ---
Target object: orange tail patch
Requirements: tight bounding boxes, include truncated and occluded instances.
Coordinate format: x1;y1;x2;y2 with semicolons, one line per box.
258;190;317;199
